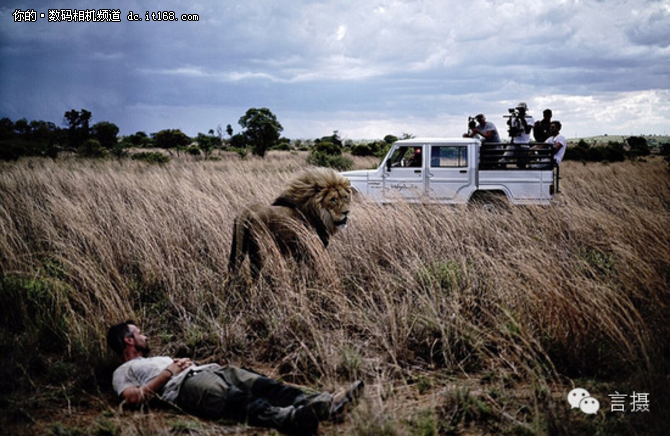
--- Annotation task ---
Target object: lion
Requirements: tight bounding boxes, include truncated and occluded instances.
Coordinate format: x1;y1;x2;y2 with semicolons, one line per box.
228;167;352;279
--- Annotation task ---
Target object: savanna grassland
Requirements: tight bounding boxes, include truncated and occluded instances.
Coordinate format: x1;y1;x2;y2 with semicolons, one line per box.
1;152;669;435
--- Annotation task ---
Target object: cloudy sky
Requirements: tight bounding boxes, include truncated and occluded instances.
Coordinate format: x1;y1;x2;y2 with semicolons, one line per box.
1;0;669;140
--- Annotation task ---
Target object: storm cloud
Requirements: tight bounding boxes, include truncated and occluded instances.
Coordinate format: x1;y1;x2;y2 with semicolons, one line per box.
1;0;669;139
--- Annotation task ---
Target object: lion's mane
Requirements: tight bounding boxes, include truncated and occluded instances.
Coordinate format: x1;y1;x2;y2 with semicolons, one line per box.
228;168;352;278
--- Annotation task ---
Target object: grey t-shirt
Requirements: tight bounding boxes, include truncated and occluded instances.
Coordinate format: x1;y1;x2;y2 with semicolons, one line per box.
112;356;220;403
478;121;501;143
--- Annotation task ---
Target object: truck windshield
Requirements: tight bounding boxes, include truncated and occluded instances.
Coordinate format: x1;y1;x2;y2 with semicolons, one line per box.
389;146;423;168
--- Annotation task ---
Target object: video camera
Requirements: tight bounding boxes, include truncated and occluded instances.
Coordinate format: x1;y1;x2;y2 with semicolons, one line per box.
504;108;527;137
468;116;477;130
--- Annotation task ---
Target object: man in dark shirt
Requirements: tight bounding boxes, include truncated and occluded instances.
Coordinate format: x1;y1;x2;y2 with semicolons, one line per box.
533;109;553;142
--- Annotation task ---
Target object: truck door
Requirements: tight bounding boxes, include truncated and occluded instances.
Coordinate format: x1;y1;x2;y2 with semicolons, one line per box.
383;145;425;201
426;144;472;201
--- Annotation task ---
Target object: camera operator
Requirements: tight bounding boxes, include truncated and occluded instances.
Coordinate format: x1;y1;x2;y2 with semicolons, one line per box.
506;102;534;144
463;113;501;143
502;102;534;166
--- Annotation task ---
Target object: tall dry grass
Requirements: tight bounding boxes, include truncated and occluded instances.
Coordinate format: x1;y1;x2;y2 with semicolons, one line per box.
1;152;668;435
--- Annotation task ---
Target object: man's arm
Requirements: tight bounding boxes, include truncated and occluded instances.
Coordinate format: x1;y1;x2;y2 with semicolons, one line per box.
480;129;494;140
553;135;566;152
121;358;193;405
522;117;533;134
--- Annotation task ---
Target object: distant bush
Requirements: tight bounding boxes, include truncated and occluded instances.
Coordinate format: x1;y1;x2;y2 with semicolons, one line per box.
384;134;399;144
307;136;353;170
152;129;191;155
626;136;650;158
131;151;170;164
660;143;670;166
271;138;292;151
306;152;354;171
292;139;310;151
229;133;248;149
565;139;625;163
78;138;106;158
0;117;63;159
186;146;202;156
350;143;373;156
231;147;249;160
0;140;23;161
121;131;152;148
312;140;341;156
351;140;392;158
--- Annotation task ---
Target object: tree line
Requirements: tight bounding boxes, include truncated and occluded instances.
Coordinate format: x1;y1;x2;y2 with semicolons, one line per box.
0;107;405;171
564;137;657;163
0;107;289;161
2;108;668;167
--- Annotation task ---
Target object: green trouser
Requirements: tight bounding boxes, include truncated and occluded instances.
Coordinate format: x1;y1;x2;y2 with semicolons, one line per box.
175;366;313;429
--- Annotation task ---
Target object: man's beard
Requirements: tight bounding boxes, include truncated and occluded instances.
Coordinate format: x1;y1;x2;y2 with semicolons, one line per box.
136;344;151;357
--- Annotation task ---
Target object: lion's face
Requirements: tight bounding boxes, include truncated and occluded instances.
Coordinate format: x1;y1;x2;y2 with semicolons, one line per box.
317;182;352;234
274;168;353;237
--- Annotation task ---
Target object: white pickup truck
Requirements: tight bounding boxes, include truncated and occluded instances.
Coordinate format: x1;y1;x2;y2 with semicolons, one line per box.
341;138;559;205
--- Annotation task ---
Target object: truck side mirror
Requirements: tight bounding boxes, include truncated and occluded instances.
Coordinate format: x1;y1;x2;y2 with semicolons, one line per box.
386;159;392;172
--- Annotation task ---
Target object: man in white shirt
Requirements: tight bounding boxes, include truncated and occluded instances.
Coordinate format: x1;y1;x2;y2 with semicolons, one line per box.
506;102;534;144
545;121;567;164
503;102;535;165
107;320;363;436
530;121;567;167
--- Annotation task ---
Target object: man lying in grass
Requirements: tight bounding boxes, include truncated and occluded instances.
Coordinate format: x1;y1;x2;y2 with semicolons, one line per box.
107;320;363;436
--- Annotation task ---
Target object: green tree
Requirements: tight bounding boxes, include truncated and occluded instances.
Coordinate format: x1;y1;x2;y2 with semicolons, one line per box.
29;120;61;158
626;136;650;158
0;117;20;160
122;131;152;148
384;134;398;144
0;117;14;138
78;138;106;158
308;130;353;170
320;130;343;148
14;118;30;136
238;108;283;157
63;109;92;151
313;139;341;156
229;133;248;150
29;120;58;142
152;129;191;155
0;118;61;159
92;121;119;150
196;129;222;158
